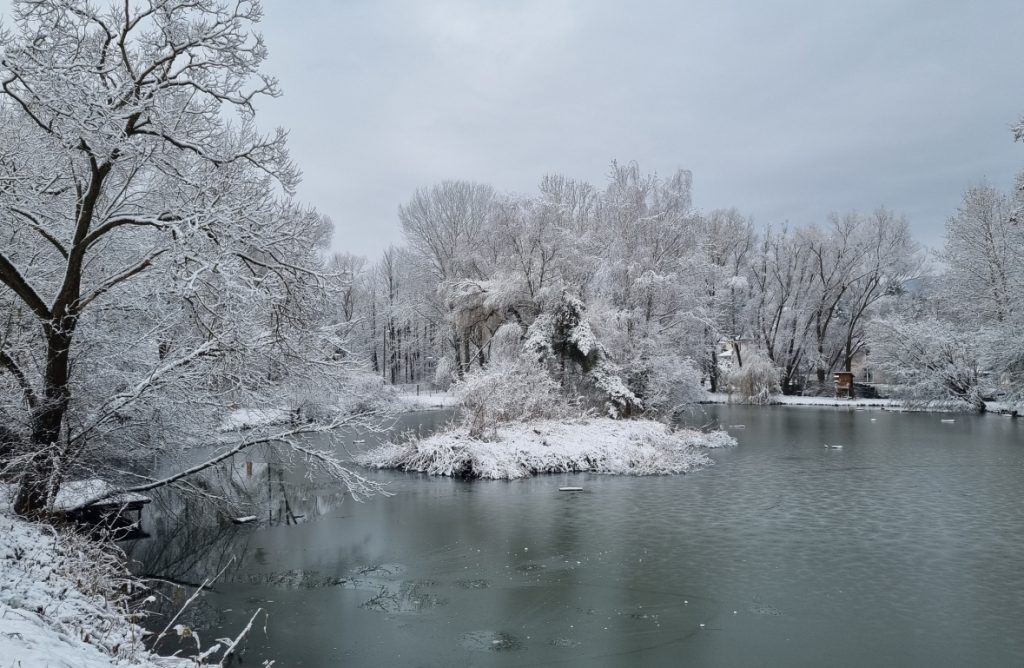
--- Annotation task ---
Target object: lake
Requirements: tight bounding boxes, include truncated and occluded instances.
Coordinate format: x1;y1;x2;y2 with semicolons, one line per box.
129;406;1024;666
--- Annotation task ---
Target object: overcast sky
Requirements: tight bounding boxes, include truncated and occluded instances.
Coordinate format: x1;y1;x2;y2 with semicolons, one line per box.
5;1;1024;257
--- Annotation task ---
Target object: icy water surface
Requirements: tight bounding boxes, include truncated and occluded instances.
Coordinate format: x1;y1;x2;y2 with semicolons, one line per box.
130;406;1024;666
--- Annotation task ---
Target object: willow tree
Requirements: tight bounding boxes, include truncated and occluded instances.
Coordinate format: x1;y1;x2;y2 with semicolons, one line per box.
0;0;377;516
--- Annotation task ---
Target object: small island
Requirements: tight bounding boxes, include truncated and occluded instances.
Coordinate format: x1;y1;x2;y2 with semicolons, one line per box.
359;417;735;479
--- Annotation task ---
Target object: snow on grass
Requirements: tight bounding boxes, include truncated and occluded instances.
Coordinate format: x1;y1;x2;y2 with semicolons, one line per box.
0;513;185;667
357;418;736;479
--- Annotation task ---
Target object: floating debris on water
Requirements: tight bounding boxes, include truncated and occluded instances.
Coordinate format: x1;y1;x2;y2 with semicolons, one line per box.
941;419;956;423
551;637;581;648
455;579;490;589
749;602;783;616
559;486;583;492
461;631;522;652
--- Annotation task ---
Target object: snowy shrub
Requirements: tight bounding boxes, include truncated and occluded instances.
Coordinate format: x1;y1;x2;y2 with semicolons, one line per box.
726;354;781;405
631;353;707;413
454;355;565;439
869;316;989;411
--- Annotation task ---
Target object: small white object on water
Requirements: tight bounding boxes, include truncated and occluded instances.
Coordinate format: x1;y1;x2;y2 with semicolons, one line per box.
825;444;843;449
733;610;737;614
559;486;584;492
353;439;366;443
232;515;258;524
699;623;706;628
941;419;955;423
728;424;746;429
870;418;877;422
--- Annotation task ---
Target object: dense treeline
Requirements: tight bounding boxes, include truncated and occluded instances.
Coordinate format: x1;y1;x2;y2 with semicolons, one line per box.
342;159;1022;413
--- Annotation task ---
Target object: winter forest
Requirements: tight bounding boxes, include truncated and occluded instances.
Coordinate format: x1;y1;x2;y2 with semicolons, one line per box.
340;162;1024;415
1;1;1023;666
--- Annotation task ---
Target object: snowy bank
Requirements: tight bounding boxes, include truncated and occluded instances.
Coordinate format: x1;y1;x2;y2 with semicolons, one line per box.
0;514;184;667
218;407;291;432
357;418;736;479
704;393;901;409
396;391;460;411
703;392;1021;414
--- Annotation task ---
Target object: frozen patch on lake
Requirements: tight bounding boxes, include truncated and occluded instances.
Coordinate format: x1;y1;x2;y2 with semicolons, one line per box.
240;569;347;589
359;582;447;614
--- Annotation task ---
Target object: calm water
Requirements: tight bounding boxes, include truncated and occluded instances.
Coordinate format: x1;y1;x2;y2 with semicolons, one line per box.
130;406;1024;667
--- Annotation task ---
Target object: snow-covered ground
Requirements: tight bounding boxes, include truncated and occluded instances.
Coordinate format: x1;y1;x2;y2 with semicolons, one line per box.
218;407;291;432
357;418;736;479
704;392;901;408
705;392;1022;414
0;513;184;667
396;391;460;411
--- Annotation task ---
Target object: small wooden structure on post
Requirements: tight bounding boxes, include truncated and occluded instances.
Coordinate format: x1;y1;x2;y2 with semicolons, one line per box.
56;479;151;537
834;372;855;399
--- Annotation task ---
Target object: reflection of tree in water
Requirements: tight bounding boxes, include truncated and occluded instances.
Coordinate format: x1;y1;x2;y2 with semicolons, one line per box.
223;456;348;526
123;453;347;649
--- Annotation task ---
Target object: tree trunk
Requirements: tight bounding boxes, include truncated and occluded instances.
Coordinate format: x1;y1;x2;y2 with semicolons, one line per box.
14;322;74;516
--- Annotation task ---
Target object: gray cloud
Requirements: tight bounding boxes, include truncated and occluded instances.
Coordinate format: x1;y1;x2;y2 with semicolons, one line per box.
4;0;1022;255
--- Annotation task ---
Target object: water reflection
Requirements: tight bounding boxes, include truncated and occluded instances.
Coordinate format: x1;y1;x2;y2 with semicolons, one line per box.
130;407;1024;667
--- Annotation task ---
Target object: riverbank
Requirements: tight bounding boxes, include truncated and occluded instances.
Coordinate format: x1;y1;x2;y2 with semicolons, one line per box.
396;390;460;411
703;392;1020;415
703;392;900;408
357;417;736;479
0;512;184;667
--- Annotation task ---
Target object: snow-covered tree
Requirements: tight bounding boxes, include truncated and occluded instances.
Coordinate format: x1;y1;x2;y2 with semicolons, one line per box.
0;0;379;516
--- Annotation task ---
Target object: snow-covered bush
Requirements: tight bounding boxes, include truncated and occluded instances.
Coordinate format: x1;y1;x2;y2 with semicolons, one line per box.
630;352;707;413
726;354;781;405
454;355;565;439
869;316;989;411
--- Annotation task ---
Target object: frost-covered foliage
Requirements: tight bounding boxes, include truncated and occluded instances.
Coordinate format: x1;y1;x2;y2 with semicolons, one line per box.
869;317;989;411
345;158;927;408
623;342;707;414
357;418;735;480
866;177;1024;413
526;292;642;417
0;0;386;515
0;514;184;667
454;355;565;439
726;354;781;405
